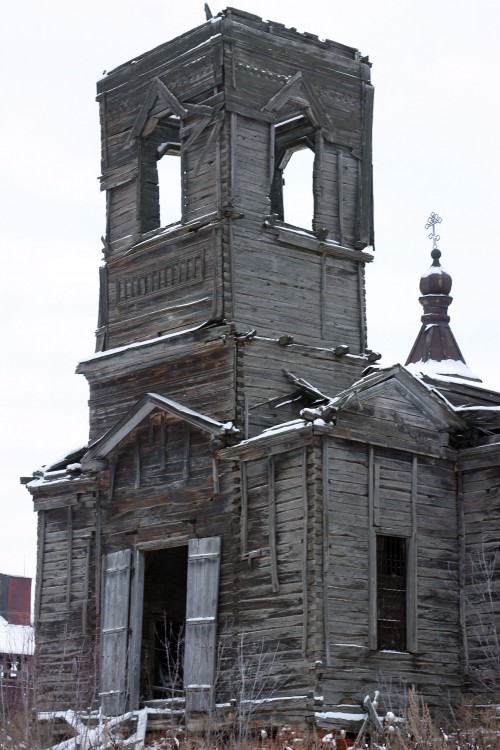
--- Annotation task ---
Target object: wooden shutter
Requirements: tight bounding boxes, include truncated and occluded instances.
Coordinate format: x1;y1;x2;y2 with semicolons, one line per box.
100;549;132;715
184;537;221;713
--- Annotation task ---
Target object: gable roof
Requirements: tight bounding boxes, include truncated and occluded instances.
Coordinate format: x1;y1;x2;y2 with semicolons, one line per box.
220;365;466;460
84;393;237;462
322;364;465;430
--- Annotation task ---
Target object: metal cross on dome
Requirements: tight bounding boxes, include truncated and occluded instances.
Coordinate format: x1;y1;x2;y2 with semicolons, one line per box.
425;212;442;250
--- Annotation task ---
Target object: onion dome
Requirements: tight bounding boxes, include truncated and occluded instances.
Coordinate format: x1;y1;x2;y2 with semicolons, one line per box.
405;214;481;382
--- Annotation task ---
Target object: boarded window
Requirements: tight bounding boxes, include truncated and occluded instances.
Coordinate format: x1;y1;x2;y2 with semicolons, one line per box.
270;115;315;229
377;535;406;651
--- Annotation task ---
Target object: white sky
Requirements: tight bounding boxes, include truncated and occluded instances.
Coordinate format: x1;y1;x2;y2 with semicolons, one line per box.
1;0;499;587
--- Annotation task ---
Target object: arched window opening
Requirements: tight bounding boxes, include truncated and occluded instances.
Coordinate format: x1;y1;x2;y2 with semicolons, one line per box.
281;147;315;230
270;114;316;230
140;115;181;233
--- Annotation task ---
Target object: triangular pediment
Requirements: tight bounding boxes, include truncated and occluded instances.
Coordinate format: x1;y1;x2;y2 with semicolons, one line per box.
262;71;332;132
332;365;465;432
84;392;236;462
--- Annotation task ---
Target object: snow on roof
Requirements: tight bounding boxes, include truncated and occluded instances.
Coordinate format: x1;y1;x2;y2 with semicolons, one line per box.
0;617;34;656
78;323;209;366
405;358;481;382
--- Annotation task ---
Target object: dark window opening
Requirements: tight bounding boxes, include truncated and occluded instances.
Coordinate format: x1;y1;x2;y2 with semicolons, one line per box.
377;535;407;651
270;114;316;229
140;116;181;233
141;546;188;700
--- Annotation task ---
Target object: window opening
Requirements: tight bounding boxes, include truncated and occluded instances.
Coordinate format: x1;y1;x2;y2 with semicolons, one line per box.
157;142;181;227
140;116;181;233
141;546;188;700
270;114;315;229
377;535;407;651
282;148;315;229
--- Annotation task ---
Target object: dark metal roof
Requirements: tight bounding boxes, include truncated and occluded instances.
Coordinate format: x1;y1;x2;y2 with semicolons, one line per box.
405;248;481;382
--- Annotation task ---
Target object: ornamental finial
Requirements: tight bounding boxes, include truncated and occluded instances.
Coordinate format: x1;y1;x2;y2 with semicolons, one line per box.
425;212;442;264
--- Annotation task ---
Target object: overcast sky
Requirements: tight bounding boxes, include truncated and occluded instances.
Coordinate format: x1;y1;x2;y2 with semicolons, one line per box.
1;0;499;587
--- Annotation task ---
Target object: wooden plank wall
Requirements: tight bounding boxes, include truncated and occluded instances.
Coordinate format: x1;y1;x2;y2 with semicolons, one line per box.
82;330;234;442
33;491;98;711
98;24;219;252
460;451;500;691
231;446;313;703
238;337;367;438
95;11;372;353
324;437;461;712
104;225;222;349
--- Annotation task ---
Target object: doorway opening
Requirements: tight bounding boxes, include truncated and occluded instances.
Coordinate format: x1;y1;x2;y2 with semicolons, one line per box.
141;546;188;700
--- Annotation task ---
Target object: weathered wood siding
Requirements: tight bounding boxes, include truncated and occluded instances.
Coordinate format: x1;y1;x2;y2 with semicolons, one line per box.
95;10;373;353
237;337;367;437
232;445;314;696
32;486;98;711
105;225;223;349
459;445;500;692
324;435;461;711
79;327;235;442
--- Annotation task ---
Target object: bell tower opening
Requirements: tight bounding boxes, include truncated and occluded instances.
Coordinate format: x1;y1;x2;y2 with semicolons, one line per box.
270;114;316;229
140;115;182;232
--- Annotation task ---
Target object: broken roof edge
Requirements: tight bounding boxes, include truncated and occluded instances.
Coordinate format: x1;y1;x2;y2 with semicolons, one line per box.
83;392;237;463
98;8;365;93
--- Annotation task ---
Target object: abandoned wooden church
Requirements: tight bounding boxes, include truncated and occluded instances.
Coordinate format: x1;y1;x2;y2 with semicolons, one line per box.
25;7;500;726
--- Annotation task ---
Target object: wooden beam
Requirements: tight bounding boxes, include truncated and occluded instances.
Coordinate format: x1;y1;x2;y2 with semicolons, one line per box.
457;468;469;670
408;455;418;652
322;437;331;666
268;455;279;592
82;537;91;634
183;424;191;480
66;505;73;610
240;461;248;557
34;510;45;624
160;413;167;470
95;491;101;616
302;447;309;657
368;445;377;650
338;150;345;246
135;434;141;489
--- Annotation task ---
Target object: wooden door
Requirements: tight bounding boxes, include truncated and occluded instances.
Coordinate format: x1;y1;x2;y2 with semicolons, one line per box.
184;537;221;712
100;549;132;715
